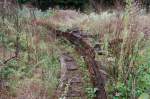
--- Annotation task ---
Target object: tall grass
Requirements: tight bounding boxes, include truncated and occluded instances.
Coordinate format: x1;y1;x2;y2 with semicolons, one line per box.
80;0;150;98
0;7;61;99
0;1;150;99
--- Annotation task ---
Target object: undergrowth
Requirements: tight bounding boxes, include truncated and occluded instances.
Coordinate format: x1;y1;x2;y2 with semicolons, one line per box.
0;7;60;99
0;1;150;99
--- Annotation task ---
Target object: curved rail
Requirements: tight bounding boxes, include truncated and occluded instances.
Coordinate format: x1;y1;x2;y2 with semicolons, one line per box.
32;20;107;99
55;30;107;99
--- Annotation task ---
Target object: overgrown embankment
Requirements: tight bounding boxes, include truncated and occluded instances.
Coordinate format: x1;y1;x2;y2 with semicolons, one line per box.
0;5;150;99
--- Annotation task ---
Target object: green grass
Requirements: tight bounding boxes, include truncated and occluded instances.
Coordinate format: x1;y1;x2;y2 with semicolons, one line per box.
0;3;150;99
0;8;61;98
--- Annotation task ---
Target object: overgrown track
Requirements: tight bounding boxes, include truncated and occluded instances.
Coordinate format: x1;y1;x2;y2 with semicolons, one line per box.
32;19;107;98
55;29;107;99
55;53;85;99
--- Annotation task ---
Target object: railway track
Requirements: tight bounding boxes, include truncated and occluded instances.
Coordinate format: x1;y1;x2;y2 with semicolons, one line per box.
55;53;85;99
33;20;107;99
55;29;107;99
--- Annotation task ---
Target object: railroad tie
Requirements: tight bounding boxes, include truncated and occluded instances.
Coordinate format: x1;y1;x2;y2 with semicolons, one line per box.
56;53;86;99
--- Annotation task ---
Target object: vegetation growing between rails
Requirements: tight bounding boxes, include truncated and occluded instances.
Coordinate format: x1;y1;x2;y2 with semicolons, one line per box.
0;0;150;99
56;39;97;99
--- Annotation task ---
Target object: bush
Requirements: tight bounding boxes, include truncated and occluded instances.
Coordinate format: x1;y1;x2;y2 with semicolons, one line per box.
16;0;88;11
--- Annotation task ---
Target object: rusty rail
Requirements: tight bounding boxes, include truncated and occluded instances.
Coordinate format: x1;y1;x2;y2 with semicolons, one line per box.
32;20;107;99
55;29;107;99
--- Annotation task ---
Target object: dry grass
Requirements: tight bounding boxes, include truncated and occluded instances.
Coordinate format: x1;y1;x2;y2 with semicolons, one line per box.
0;8;61;99
31;8;150;98
1;4;150;98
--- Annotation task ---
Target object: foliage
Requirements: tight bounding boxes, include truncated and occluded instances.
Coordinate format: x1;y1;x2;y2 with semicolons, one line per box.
16;0;88;11
138;93;150;99
1;1;150;98
17;0;30;4
16;0;150;12
0;8;60;98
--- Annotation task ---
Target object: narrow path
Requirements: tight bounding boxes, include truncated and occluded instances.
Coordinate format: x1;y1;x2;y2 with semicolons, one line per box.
55;30;107;99
55;53;86;99
33;20;107;99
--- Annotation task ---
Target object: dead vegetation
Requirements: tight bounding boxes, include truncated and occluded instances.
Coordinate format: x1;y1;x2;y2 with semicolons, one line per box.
1;1;150;98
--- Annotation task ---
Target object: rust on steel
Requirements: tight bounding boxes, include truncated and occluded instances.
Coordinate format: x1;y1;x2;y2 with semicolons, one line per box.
55;29;107;99
32;20;107;98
